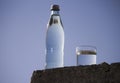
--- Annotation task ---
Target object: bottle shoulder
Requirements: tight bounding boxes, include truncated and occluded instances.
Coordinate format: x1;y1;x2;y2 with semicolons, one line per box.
48;15;63;28
47;24;64;34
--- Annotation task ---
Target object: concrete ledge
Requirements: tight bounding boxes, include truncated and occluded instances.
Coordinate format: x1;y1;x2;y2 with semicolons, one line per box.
31;62;120;83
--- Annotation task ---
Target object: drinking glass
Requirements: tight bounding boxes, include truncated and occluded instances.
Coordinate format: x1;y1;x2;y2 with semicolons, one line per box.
76;45;97;66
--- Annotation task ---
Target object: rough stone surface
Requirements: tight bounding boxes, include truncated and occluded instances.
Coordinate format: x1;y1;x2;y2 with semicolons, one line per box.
30;62;120;83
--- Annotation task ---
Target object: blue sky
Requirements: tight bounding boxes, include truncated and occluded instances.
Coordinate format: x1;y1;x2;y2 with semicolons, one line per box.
0;0;120;83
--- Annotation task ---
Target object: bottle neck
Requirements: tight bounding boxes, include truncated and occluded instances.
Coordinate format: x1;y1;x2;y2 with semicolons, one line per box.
51;10;59;15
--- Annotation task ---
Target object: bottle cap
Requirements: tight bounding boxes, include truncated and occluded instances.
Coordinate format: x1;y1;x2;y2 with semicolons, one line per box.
51;5;60;11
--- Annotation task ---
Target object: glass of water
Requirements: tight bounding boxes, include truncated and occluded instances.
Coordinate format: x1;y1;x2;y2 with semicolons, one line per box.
76;45;97;66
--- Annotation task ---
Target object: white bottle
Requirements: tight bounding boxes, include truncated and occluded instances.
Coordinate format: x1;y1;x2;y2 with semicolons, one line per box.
46;5;64;69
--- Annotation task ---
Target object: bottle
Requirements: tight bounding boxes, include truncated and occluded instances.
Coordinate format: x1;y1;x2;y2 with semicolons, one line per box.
45;5;64;69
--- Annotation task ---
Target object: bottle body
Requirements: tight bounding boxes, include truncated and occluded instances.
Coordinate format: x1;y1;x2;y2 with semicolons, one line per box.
46;5;64;69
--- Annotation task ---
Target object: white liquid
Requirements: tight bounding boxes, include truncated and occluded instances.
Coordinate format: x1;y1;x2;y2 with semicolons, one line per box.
46;16;64;69
77;54;96;65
